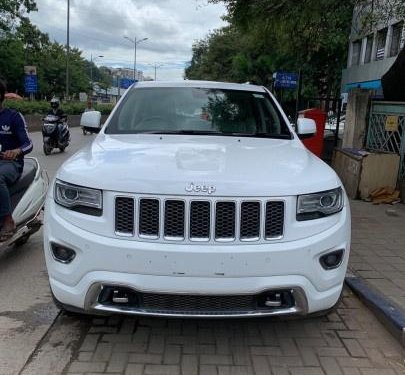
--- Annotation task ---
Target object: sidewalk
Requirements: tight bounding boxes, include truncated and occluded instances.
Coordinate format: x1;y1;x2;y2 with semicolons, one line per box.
348;199;405;343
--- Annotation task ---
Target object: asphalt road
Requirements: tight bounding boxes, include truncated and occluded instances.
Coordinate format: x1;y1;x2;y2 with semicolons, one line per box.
0;127;95;375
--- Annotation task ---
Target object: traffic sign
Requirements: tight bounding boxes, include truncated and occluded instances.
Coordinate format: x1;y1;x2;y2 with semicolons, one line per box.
24;65;37;75
120;78;135;89
24;74;38;93
274;72;298;89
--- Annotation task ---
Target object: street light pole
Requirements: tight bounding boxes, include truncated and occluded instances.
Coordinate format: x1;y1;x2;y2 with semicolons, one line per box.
134;37;137;81
148;63;164;81
90;54;104;95
65;0;70;99
124;36;148;82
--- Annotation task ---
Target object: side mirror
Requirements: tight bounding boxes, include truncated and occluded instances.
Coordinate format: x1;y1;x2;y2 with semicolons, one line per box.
80;111;102;129
296;118;316;139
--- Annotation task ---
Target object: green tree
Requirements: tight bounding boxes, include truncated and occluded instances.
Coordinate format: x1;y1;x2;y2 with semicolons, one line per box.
0;0;37;33
186;27;245;82
36;43;90;98
204;0;354;98
355;0;405;34
0;37;25;92
97;66;113;94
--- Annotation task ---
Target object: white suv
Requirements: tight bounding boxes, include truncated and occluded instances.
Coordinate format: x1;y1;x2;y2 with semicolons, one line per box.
44;81;350;317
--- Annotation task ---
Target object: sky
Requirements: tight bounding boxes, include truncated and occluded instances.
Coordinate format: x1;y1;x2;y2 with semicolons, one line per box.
29;0;227;80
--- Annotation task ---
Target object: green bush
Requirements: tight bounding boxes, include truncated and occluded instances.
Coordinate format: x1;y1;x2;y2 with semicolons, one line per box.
5;100;50;114
4;100;114;116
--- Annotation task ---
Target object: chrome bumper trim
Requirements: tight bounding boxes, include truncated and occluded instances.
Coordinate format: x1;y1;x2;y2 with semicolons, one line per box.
91;303;302;318
84;283;308;318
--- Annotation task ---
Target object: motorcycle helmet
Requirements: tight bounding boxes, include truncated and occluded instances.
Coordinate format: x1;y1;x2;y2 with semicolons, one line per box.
50;98;60;109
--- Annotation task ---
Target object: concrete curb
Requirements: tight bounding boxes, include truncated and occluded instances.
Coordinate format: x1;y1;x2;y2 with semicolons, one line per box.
345;276;405;346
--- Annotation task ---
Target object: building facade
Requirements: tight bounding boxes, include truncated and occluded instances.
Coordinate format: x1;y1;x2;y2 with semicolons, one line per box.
341;5;404;95
112;68;144;82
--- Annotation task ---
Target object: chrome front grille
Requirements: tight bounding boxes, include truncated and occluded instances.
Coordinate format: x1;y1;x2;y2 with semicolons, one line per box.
114;196;285;243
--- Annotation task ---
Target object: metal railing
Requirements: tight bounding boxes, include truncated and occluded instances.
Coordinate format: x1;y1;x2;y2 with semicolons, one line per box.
366;101;405;179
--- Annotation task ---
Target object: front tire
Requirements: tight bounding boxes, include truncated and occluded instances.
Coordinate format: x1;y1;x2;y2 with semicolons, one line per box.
51;290;107;317
14;234;30;247
43;144;52;155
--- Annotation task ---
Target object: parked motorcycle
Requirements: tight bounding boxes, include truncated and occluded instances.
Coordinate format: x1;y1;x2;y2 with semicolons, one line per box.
0;157;48;250
42;114;70;155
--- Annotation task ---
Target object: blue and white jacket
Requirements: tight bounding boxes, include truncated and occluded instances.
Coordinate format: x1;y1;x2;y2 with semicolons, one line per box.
0;108;33;165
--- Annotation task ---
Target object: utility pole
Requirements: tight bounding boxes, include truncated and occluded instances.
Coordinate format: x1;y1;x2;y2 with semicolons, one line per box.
66;0;70;100
134;38;137;81
149;63;164;81
295;69;302;123
90;54;103;95
124;36;148;81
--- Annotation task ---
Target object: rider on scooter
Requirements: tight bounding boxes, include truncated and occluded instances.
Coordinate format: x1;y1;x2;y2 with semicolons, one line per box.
0;79;33;241
49;98;66;118
48;98;67;143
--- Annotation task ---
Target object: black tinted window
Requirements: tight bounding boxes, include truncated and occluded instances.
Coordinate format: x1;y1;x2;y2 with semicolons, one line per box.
105;87;291;138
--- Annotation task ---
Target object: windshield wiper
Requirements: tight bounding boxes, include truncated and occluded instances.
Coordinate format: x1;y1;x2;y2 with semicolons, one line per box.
133;130;292;139
134;130;224;135
252;133;292;139
220;132;292;139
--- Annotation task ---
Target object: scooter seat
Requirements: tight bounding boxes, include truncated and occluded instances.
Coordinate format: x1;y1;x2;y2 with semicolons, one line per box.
9;159;37;197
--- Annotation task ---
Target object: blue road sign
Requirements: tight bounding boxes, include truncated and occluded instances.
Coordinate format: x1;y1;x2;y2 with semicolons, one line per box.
274;72;298;89
120;78;136;89
24;74;38;93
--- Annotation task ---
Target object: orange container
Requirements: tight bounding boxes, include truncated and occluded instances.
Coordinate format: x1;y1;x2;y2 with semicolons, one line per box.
299;108;327;158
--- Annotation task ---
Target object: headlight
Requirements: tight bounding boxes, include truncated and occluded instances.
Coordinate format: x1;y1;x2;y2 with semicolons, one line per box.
297;187;343;221
54;180;102;216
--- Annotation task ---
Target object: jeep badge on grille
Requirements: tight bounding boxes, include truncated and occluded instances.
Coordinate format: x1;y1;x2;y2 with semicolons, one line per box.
185;182;216;194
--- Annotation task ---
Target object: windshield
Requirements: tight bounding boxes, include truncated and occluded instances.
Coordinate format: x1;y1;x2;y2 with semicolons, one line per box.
105;87;292;138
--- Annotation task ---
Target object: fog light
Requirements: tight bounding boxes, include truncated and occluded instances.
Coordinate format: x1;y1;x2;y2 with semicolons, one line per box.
51;243;76;264
320;249;344;270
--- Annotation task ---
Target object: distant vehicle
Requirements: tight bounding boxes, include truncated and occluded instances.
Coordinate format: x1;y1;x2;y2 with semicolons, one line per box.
42;114;70;155
44;80;351;318
0;157;47;250
80;111;102;135
324;113;346;139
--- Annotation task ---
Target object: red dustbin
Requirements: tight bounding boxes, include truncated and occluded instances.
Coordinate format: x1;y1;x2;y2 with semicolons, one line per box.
298;108;327;158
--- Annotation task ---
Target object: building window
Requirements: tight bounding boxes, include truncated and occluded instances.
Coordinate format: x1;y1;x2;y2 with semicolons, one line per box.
375;28;387;60
364;34;373;63
390;21;404;57
351;40;361;66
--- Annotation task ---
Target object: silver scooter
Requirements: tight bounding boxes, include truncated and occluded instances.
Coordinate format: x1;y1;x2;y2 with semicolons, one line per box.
0;157;48;250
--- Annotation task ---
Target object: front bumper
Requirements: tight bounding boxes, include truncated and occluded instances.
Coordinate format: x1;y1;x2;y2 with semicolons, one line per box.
44;200;350;317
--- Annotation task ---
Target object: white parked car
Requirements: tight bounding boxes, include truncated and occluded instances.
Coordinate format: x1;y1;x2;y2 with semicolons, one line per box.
44;81;350;318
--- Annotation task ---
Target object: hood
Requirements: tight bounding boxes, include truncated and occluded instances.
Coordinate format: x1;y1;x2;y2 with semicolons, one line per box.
57;134;340;197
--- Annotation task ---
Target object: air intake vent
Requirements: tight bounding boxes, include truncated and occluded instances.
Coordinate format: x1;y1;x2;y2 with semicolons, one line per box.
265;201;284;239
215;201;236;240
115;197;134;234
139;199;160;238
240;201;261;240
164;200;185;239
